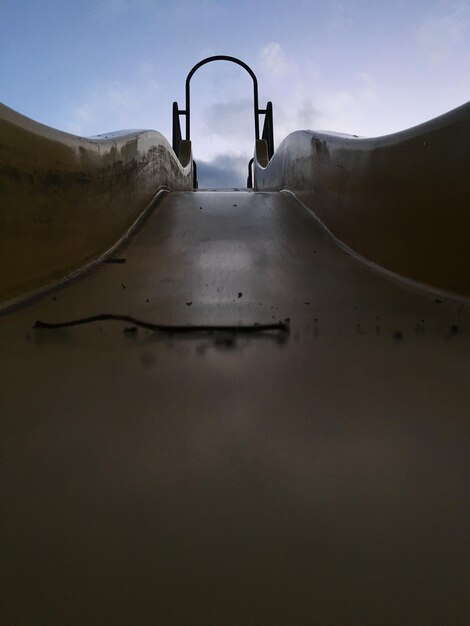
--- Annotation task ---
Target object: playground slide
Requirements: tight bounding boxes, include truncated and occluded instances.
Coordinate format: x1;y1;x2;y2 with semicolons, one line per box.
0;103;193;306
1;104;469;625
255;100;470;298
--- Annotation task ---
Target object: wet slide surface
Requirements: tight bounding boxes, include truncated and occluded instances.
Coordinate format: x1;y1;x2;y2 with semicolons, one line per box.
1;191;469;625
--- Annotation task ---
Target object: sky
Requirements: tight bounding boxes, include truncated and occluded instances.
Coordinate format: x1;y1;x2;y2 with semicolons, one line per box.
1;0;470;187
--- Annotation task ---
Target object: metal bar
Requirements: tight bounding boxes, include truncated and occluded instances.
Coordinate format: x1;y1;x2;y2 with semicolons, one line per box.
184;55;261;142
247;157;254;188
261;101;274;159
172;101;182;156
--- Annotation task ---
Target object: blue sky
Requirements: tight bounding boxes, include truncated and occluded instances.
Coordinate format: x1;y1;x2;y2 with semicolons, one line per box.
2;0;470;186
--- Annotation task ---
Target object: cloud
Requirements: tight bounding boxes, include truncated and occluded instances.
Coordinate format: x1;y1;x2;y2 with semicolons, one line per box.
259;43;290;76
95;0;153;18
60;67;163;136
65;82;141;135
202;99;254;138
325;0;355;33
196;154;249;188
295;99;319;129
417;2;470;65
189;99;255;162
313;73;378;134
270;71;379;143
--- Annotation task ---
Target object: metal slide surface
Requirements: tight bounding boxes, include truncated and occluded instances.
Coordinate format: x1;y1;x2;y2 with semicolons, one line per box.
1;190;469;625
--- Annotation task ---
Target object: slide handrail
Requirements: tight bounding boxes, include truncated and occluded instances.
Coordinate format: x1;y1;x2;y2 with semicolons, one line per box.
172;56;275;186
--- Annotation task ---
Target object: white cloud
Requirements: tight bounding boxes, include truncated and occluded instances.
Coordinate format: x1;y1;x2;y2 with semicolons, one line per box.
202;99;254;138
95;0;153;18
188;99;256;162
325;0;355;33
65;83;140;135
312;73;379;135
270;70;380;143
61;68;163;136
96;0;132;17
259;43;290;76
355;72;377;106
197;154;248;188
295;99;318;128
417;2;470;65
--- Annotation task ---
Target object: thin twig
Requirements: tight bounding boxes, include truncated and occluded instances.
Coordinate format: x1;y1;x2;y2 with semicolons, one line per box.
34;314;289;334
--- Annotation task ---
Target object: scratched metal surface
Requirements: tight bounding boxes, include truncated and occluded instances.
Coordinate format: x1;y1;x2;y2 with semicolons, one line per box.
1;191;469;625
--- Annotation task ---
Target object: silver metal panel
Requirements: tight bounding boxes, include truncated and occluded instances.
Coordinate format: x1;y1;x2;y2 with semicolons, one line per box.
1;191;469;625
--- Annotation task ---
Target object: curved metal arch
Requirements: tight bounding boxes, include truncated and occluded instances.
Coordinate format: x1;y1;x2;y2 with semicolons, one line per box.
184;55;260;142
